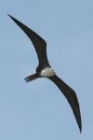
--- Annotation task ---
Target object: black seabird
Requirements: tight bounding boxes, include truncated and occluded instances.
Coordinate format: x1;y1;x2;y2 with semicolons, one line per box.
8;14;82;132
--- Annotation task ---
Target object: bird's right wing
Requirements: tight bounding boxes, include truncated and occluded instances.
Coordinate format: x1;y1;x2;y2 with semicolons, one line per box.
8;14;50;67
48;74;82;132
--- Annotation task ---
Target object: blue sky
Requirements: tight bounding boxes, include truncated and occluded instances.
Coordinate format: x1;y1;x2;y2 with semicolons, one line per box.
0;0;93;139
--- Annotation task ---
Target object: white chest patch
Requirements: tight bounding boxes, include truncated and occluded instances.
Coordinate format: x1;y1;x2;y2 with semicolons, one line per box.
40;67;55;77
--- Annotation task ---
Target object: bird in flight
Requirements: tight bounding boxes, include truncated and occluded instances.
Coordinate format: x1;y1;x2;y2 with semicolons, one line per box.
8;14;82;132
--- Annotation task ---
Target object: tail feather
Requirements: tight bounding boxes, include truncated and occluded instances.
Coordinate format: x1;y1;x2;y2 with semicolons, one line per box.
24;73;39;82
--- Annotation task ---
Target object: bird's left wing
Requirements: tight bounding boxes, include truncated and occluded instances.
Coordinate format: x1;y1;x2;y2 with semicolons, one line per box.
48;74;82;132
8;14;50;67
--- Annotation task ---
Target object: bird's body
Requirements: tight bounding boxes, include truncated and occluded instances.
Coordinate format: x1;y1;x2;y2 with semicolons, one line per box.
8;14;82;132
40;67;55;77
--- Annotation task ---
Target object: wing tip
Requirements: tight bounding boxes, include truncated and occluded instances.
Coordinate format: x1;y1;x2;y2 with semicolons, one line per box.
8;14;16;22
7;14;11;18
79;118;82;133
76;108;82;133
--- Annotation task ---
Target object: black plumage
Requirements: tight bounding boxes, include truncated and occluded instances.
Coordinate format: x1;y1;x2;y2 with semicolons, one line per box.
8;14;82;132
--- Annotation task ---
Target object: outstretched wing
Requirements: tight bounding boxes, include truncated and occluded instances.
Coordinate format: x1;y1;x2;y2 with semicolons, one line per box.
49;74;82;132
8;14;50;67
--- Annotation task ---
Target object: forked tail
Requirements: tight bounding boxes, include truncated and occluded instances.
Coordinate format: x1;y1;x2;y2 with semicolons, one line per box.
24;73;39;82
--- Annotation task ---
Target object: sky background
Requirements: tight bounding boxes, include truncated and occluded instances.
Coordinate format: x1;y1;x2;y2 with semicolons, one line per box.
0;0;93;139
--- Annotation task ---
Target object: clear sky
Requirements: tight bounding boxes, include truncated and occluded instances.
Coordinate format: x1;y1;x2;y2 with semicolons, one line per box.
0;0;93;139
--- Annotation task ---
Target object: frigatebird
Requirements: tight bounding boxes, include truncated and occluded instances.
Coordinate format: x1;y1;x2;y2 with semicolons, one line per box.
8;14;82;132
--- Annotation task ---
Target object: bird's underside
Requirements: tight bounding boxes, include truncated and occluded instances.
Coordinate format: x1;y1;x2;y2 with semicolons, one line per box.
8;14;82;132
